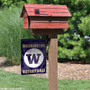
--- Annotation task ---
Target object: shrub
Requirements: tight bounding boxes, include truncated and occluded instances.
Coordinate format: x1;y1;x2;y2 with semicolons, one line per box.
78;15;90;63
0;0;27;8
58;32;87;60
78;15;90;36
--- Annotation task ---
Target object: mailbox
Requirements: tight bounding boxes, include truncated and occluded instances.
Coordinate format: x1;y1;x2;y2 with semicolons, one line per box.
20;4;71;35
20;4;71;90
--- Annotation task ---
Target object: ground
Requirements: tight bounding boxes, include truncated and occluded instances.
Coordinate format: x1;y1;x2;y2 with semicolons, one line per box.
0;57;90;80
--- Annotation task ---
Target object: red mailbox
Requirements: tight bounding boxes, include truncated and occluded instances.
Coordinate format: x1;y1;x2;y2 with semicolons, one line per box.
20;4;71;90
20;4;71;35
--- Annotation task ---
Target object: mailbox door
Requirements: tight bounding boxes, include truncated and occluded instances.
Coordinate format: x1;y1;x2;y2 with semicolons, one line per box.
30;17;68;29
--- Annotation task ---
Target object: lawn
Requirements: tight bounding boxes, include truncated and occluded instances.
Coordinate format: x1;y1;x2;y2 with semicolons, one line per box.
0;70;90;90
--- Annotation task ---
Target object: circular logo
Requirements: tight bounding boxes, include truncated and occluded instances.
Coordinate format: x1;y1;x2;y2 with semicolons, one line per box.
24;48;44;68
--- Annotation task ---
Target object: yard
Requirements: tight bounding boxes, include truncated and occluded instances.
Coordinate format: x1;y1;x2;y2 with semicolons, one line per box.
0;70;90;90
0;0;90;90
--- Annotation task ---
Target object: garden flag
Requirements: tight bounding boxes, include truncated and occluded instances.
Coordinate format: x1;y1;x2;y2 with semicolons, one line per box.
21;39;46;75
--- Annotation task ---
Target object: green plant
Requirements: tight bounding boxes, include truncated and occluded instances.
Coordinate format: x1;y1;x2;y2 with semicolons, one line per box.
0;0;26;8
58;32;87;60
0;8;33;65
78;15;90;36
78;15;90;63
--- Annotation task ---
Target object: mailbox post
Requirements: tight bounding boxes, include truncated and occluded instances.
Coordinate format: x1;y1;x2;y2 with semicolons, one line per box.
21;4;71;90
48;34;58;90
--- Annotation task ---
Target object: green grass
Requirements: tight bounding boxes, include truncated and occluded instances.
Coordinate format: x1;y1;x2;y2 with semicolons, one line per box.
0;70;90;90
0;8;45;65
0;8;34;65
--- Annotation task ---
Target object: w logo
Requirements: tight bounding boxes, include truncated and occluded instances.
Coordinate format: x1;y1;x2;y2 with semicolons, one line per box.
26;54;41;64
24;48;44;68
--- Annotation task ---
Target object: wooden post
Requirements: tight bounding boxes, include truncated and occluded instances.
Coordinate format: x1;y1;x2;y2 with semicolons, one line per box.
48;34;58;90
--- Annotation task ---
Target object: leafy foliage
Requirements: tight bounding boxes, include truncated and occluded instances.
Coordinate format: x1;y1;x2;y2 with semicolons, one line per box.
58;32;87;60
57;0;90;61
0;0;90;64
0;0;26;8
78;15;90;36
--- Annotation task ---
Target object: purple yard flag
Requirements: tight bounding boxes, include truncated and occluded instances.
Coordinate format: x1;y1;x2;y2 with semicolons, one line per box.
21;39;46;75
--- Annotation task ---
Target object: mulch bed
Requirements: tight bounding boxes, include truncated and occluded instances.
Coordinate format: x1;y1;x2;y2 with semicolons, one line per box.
0;57;90;80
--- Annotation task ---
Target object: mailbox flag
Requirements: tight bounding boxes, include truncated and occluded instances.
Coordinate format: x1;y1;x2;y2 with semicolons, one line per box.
21;39;46;75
